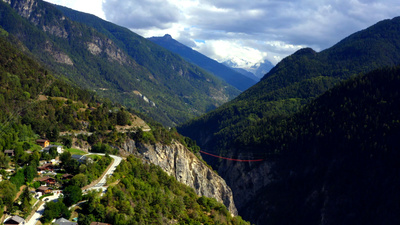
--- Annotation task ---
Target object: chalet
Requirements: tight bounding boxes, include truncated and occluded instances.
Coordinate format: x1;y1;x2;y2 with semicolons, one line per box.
38;176;56;185
4;215;25;225
54;218;77;225
4;150;14;157
36;139;50;148
36;186;52;194
37;163;55;172
61;174;74;180
90;222;112;225
42;145;63;154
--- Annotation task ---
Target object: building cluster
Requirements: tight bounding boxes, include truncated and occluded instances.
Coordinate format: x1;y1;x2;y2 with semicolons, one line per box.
2;139;98;225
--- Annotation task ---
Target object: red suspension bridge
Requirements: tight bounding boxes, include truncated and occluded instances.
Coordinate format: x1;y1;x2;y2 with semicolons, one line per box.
199;150;264;162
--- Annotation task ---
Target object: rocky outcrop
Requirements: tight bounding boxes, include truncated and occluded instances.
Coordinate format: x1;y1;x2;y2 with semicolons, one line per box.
132;90;156;107
3;0;69;38
4;0;68;38
87;42;102;56
5;0;36;19
121;139;238;215
42;24;68;38
9;0;75;65
86;37;129;65
44;41;73;65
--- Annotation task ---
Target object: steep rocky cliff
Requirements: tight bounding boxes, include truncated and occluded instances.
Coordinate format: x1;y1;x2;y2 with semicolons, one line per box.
121;139;238;215
86;36;130;65
217;158;273;210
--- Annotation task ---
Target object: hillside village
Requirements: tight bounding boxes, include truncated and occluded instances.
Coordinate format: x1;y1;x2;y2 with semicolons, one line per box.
1;137;113;225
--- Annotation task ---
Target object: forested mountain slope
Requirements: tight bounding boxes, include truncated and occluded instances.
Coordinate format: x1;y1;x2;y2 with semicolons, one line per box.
0;33;248;224
0;29;147;153
227;66;400;224
148;34;257;91
79;155;248;225
178;16;400;161
0;0;240;127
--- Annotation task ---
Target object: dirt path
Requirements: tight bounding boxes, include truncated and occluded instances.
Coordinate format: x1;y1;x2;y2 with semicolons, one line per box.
14;185;27;201
0;185;27;223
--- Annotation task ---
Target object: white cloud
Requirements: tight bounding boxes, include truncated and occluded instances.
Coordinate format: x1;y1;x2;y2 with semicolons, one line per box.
194;40;268;68
102;0;180;29
44;0;106;19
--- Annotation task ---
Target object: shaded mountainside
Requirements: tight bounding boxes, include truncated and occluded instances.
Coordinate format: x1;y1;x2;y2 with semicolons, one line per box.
0;0;240;127
148;34;257;91
230;67;259;81
224;66;400;224
178;16;400;162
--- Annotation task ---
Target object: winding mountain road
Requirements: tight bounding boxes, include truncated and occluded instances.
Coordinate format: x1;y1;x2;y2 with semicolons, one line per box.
85;154;122;192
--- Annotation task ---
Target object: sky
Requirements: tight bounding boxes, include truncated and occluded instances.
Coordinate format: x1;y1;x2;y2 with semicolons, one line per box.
44;0;400;68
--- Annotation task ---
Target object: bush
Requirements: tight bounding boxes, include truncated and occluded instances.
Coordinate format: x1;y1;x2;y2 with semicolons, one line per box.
63;185;82;206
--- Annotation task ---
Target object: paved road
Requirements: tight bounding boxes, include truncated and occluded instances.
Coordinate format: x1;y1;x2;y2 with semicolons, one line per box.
86;154;122;191
25;193;61;225
25;154;123;225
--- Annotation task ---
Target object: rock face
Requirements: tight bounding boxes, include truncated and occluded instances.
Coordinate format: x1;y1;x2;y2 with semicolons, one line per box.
5;0;68;38
5;0;36;19
5;0;130;66
121;139;238;215
42;23;69;38
4;0;74;64
44;41;73;65
86;37;129;65
217;158;273;210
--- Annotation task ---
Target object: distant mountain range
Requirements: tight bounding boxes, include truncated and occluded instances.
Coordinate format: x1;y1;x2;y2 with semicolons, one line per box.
0;0;240;127
223;59;274;80
148;34;257;91
252;60;275;78
179;16;400;224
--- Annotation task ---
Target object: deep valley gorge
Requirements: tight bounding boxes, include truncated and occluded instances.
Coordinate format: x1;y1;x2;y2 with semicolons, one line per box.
1;0;400;225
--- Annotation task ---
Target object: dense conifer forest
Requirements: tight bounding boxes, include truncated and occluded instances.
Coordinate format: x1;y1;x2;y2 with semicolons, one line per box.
236;66;400;224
